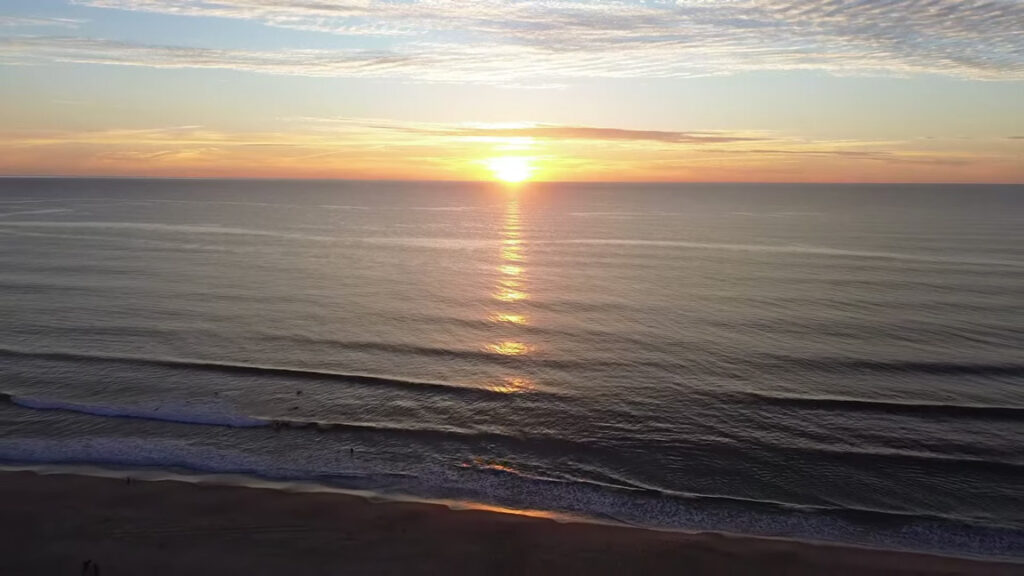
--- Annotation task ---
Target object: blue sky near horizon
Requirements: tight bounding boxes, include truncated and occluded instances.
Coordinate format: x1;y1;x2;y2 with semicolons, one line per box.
1;0;1022;182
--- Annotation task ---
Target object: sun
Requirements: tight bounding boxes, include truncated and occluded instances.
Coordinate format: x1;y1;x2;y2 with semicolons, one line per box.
487;156;534;183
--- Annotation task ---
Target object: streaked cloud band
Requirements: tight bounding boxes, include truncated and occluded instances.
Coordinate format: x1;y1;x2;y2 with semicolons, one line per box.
3;0;1013;82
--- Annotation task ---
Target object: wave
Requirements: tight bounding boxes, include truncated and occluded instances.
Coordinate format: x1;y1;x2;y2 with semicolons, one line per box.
115;198;370;211
458;457;1023;533
1;393;266;428
1;446;1022;560
761;355;1024;378
568;212;665;218
5;385;1023;478
355;237;494;249
0;347;514;399
0;392;454;436
1;420;1018;535
552;239;1024;268
0;340;656;383
0;208;73;218
404;206;478;212
5;386;1024;558
0;391;545;447
0;221;335;242
0;228;249;252
744;391;1024;421
731;211;823;218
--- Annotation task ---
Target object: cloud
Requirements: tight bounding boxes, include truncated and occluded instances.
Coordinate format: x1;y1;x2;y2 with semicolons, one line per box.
285;116;986;169
0;119;1015;181
285;116;773;147
5;36;698;85
399;123;767;144
0;16;84;29
55;0;1024;81
0;36;438;79
731;148;975;166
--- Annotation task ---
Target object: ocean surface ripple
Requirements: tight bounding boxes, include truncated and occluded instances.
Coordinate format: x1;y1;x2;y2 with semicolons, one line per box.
1;179;1022;558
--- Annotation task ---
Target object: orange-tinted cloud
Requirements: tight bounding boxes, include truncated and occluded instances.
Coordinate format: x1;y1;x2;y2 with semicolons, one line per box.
0;119;1020;183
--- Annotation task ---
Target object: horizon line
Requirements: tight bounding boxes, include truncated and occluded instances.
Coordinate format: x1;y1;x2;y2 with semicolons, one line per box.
1;176;1022;186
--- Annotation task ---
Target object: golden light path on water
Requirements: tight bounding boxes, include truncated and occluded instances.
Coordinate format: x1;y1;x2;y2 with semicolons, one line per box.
486;190;535;394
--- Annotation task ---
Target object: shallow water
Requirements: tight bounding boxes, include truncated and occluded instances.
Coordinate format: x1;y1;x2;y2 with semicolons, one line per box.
1;179;1022;557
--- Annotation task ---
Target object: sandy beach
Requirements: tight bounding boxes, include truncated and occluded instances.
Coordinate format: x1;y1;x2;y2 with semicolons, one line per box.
0;470;1020;575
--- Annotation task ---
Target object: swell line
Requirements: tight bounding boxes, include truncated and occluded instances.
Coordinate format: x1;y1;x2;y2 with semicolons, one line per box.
741;391;1024;421
553;239;1024;268
0;392;545;446
1;393;266;428
759;355;1024;378
463;460;1021;531
4;387;1023;477
0;347;509;398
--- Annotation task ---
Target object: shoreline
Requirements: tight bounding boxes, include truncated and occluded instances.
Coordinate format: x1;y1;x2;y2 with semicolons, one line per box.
1;467;1021;575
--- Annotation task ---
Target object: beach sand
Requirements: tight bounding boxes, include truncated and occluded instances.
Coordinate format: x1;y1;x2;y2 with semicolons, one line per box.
0;471;1020;575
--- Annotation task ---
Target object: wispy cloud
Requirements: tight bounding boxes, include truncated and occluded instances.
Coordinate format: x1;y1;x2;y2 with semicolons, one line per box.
0;117;1017;181
0;16;85;29
417;125;767;144
729;148;975;166
7;117;980;166
13;0;1014;82
309;118;768;144
0;36;437;79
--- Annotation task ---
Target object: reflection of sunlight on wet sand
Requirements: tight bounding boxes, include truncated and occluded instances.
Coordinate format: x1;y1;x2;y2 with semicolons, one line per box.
500;264;523;276
490;376;535;394
462;456;518;473
443;500;571;522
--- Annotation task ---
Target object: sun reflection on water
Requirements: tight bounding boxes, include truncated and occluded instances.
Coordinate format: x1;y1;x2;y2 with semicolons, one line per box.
490;377;535;394
495;288;528;302
490;313;527;325
500;246;524;261
486;198;534;376
487;341;529;356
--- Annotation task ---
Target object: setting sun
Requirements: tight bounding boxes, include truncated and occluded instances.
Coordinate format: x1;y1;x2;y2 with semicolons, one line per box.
487;157;534;183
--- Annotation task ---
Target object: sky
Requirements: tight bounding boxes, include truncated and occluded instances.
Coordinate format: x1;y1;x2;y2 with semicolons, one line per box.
0;0;1022;182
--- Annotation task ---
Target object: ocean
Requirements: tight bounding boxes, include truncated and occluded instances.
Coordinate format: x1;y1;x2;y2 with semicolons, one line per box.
1;178;1022;558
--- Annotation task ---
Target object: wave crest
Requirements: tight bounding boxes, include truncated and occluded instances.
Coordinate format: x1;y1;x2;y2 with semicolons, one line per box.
743;391;1024;421
2;393;266;428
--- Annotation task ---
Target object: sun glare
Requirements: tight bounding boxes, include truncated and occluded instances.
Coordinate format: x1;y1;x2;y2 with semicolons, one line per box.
487;156;533;183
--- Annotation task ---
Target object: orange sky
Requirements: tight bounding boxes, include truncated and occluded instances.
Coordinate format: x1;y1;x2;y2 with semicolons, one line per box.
1;1;1022;182
1;121;1021;183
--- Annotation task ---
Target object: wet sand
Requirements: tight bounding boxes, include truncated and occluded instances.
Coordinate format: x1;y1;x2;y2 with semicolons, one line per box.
0;471;1020;575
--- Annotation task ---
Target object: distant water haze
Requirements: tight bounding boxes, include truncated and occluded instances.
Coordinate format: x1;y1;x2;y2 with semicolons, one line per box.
0;179;1022;558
